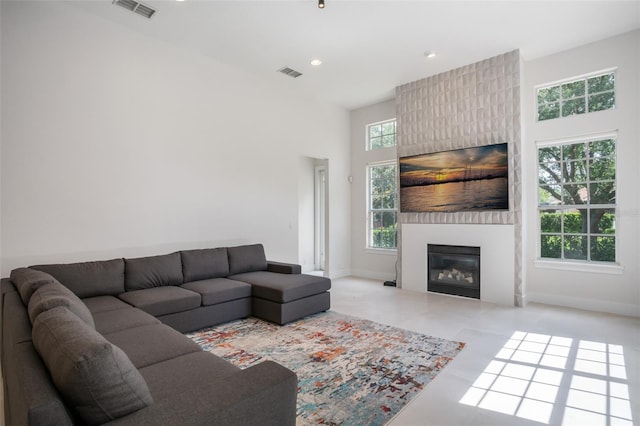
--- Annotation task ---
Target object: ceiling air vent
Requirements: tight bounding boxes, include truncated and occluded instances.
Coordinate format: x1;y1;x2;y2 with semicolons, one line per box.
278;67;303;78
113;0;156;19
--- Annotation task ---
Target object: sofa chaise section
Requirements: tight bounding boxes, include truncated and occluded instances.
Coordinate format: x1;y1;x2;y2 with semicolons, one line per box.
227;244;331;325
235;272;331;326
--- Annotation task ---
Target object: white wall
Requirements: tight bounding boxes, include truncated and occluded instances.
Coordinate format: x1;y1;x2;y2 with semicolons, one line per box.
349;99;398;282
0;1;351;277
523;30;640;317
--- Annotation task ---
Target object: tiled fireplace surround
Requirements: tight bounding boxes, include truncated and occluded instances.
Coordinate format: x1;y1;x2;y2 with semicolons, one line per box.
395;50;524;306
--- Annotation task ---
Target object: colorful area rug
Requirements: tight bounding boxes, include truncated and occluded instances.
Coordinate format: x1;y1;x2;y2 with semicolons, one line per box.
186;311;465;425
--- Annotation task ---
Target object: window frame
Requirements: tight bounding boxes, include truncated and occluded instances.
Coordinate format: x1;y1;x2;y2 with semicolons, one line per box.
366;118;397;151
366;160;398;251
536;131;619;267
535;68;616;122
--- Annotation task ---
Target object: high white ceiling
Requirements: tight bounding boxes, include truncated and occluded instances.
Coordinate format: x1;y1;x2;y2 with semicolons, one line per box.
71;0;640;110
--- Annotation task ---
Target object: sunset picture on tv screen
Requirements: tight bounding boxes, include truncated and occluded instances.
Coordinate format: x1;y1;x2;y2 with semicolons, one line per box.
399;143;509;212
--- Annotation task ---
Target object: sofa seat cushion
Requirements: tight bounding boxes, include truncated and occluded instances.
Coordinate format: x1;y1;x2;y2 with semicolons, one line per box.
181;248;229;282
30;259;125;298
10;268;55;305
230;271;331;303
93;308;161;335
181;278;251;306
124;252;183;291
139;352;240;401
28;281;95;328
32;306;153;425
103;323;201;369
83;295;133;314
105;359;297;426
227;244;268;275
118;286;201;316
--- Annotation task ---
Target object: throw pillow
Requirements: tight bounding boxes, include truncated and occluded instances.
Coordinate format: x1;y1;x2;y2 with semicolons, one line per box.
32;307;153;425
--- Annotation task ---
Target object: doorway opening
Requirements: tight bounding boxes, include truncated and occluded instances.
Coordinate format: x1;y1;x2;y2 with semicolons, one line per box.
298;157;328;275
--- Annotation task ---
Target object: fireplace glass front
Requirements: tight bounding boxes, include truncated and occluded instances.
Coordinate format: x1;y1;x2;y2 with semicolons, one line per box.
428;244;480;299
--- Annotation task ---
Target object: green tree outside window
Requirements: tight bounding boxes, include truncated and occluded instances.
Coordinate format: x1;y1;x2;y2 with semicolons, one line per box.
367;119;397;150
537;72;615;121
368;163;398;249
538;138;616;263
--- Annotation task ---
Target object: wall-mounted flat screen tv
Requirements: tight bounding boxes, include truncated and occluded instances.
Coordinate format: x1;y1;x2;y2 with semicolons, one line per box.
399;143;509;212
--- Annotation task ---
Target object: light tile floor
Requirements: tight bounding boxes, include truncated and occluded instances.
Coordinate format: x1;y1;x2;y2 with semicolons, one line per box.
330;276;640;426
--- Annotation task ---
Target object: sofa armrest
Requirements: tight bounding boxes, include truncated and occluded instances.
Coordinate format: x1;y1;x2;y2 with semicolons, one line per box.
107;360;298;426
267;261;302;275
206;360;297;425
1;277;17;296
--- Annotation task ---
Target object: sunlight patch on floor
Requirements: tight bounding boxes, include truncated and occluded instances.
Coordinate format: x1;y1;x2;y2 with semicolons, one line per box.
459;331;632;425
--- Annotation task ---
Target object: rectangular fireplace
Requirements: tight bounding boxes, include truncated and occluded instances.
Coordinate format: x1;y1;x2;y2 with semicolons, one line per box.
427;244;480;299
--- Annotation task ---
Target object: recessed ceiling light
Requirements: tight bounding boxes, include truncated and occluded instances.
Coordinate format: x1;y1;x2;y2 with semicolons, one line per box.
310;59;322;66
424;51;436;59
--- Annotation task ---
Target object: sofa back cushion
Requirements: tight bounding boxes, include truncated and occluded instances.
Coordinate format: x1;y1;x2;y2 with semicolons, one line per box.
181;248;229;282
10;268;56;305
124;252;183;291
28;281;95;328
227;244;268;275
32;306;153;425
30;259;125;299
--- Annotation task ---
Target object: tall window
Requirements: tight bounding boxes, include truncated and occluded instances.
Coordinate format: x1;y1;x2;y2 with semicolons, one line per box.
367;119;396;150
537;71;615;121
367;162;397;249
537;134;617;263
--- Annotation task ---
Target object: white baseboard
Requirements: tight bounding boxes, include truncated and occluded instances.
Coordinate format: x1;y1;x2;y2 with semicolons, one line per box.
349;269;396;283
326;268;352;280
527;292;640;318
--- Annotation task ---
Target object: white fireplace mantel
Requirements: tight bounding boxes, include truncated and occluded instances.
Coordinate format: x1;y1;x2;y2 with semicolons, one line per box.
401;223;515;306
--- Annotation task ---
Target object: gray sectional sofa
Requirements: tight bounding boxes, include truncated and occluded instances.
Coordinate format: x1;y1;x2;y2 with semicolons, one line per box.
1;244;332;425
